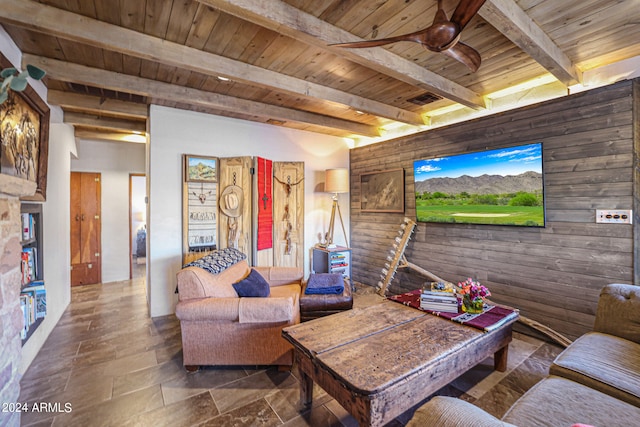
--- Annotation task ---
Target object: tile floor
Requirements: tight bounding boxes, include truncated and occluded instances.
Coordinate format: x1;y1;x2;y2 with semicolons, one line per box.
19;277;563;426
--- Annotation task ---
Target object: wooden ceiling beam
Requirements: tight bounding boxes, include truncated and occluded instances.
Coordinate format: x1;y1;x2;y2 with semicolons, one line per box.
196;0;486;109
480;0;580;85
63;111;146;133
0;0;422;126
24;54;381;137
48;90;148;120
74;129;146;143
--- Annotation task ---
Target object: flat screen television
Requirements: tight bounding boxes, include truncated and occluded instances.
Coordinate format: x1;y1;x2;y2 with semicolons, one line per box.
413;142;545;227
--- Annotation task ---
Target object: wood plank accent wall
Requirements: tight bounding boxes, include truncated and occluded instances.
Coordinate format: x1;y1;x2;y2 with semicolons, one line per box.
350;80;638;341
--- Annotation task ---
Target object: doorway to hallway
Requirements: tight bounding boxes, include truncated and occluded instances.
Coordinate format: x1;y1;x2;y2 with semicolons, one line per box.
130;174;146;279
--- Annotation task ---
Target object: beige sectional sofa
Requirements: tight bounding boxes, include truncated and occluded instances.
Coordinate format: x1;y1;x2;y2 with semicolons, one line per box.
407;283;640;427
175;259;303;370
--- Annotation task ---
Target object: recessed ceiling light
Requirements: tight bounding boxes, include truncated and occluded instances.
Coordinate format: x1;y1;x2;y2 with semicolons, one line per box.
355;110;365;115
217;76;230;82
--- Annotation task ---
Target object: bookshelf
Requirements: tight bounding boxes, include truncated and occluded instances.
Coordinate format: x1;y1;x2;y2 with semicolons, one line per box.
311;246;352;289
20;203;45;344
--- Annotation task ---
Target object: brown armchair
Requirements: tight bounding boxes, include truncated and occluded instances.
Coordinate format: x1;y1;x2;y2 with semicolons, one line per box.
175;259;303;370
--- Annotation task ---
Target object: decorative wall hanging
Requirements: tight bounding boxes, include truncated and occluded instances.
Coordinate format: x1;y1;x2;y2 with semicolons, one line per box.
0;55;50;201
360;168;405;213
184;182;217;249
256;157;273;252
272;162;304;268
220;181;243;249
218;156;252;264
274;174;303;255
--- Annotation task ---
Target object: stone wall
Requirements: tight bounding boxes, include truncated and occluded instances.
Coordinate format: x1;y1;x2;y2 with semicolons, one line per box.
0;176;37;427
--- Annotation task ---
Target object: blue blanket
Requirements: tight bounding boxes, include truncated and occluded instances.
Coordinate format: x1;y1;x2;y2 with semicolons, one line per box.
305;273;344;295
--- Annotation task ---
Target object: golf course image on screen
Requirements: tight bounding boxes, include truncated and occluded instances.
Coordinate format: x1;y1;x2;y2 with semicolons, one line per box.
413;143;544;227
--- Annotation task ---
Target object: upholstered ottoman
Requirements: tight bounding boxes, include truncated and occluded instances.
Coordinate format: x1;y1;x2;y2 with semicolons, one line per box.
299;276;353;321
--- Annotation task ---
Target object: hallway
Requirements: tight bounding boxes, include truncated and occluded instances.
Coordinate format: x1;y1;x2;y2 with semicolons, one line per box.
19;277;562;426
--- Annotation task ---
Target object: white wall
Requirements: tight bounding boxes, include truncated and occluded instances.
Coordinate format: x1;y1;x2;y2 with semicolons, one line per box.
0;26;76;373
71;139;145;283
21;123;77;373
148;105;350;317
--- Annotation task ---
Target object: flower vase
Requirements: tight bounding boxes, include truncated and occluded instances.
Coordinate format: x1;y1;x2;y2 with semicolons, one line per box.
462;296;484;314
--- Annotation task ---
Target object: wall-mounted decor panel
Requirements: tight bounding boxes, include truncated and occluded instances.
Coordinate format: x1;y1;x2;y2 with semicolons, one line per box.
182;155;217;264
273;161;304;268
218;156;252;265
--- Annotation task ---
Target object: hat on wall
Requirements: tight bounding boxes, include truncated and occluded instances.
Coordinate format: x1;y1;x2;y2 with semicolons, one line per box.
220;185;244;218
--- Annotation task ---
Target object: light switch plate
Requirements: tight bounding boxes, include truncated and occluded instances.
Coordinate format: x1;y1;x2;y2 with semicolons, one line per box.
596;209;632;224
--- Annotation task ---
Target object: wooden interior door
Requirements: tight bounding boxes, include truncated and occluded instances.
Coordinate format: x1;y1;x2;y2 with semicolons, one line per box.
70;172;102;286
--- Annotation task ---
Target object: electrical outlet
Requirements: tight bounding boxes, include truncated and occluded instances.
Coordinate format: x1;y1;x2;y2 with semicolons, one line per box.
595;209;632;224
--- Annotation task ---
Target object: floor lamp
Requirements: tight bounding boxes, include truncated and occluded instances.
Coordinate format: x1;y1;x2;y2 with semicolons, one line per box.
325;168;349;248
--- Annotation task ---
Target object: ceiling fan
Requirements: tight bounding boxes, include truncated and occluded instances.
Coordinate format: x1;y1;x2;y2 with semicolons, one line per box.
330;0;487;72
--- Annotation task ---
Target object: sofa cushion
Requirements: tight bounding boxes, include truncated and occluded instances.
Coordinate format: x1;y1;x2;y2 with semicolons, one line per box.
253;266;304;287
503;376;640;427
594;283;640;343
549;331;640;407
233;268;270;297
407;396;515;427
177;260;250;300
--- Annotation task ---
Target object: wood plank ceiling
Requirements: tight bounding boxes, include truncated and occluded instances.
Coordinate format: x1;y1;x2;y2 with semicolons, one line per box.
0;0;638;142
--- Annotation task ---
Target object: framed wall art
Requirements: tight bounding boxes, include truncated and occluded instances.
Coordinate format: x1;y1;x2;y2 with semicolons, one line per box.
185;155;217;182
0;55;50;201
360;168;405;213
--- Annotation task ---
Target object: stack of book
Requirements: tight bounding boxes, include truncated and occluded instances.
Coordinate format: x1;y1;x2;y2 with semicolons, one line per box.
20;281;46;339
420;282;459;313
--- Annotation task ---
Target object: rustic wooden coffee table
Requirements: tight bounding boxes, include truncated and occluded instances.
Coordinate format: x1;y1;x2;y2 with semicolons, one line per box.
282;298;517;427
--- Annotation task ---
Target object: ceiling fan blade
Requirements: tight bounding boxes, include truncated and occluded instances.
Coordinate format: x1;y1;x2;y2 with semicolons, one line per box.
450;0;487;32
330;29;427;49
442;42;481;72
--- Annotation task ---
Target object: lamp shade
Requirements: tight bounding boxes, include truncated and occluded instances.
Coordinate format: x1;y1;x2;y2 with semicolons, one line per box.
325;168;349;193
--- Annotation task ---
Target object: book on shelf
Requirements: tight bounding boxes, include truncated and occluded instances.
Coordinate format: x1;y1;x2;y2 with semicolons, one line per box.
22;281;46;319
20;296;27;339
20;282;46;340
21;247;38;285
21;213;36;241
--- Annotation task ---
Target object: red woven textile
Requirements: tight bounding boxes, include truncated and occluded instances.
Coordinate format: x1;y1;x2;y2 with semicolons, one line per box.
388;289;518;332
257;157;273;250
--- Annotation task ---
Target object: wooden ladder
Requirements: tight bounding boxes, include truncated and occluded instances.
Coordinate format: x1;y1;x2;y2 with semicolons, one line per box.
377;217;449;296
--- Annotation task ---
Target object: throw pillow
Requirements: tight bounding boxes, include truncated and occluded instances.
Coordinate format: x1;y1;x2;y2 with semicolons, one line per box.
232;269;270;297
